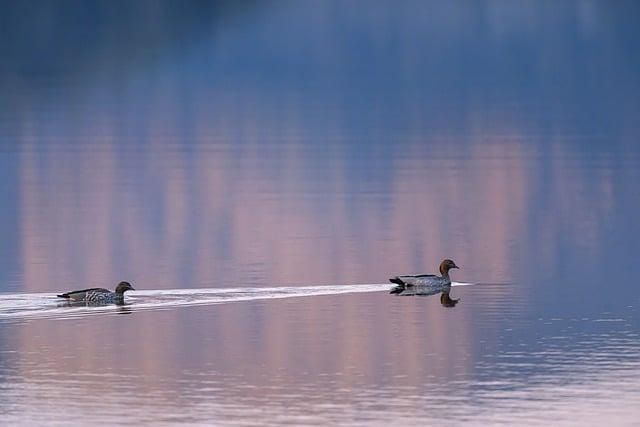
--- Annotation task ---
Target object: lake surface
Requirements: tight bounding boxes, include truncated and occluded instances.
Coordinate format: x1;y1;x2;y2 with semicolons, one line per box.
1;1;639;425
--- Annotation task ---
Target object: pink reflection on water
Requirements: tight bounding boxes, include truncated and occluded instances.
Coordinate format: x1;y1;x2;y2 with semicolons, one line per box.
17;110;614;296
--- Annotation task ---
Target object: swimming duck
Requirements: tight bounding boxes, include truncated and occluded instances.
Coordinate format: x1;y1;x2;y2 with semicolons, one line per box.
57;281;135;304
389;259;459;294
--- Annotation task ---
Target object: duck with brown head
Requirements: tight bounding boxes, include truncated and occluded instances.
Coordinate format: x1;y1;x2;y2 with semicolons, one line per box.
57;281;135;304
389;259;459;294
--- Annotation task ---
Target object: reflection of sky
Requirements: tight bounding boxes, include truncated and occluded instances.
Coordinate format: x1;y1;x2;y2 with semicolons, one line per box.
1;2;640;423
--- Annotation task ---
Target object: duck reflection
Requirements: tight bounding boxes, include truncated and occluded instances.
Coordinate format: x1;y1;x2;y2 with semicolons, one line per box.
391;284;460;308
56;299;133;314
439;289;459;307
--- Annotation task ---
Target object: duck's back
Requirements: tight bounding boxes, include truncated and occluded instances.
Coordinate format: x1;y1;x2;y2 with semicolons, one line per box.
57;288;111;301
396;275;449;287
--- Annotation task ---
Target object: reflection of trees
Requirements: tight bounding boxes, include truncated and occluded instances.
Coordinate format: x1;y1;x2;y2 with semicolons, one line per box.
0;1;258;79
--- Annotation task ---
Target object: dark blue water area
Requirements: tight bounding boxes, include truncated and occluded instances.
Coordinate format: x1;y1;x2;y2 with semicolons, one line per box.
0;1;639;425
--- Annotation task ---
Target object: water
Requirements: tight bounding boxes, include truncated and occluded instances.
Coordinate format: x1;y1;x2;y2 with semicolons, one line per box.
1;1;640;425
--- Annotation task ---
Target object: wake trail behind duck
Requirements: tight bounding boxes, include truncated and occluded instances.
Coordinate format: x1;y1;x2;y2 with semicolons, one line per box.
0;283;389;321
0;282;484;322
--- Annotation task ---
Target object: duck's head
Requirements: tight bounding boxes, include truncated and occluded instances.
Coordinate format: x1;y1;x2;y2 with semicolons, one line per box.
115;281;135;294
439;259;459;276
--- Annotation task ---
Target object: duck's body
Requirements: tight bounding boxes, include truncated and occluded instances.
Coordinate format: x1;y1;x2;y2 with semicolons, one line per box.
390;274;450;289
57;281;134;304
390;259;459;295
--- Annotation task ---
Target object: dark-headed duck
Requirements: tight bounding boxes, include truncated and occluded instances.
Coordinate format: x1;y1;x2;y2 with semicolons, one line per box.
389;259;459;294
57;281;135;304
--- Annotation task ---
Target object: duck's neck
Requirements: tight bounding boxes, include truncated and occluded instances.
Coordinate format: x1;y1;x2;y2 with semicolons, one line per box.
439;264;450;279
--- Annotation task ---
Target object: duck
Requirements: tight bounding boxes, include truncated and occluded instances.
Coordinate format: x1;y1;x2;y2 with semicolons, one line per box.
389;259;459;294
57;281;135;304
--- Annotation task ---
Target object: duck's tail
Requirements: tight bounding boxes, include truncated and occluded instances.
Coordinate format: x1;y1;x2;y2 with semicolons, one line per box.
389;277;405;294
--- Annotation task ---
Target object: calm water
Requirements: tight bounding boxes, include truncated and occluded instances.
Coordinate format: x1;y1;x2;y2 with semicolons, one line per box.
1;1;640;425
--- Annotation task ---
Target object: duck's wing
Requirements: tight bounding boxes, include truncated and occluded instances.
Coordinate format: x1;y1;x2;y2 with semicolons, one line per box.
389;274;438;294
57;288;110;300
396;275;437;286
